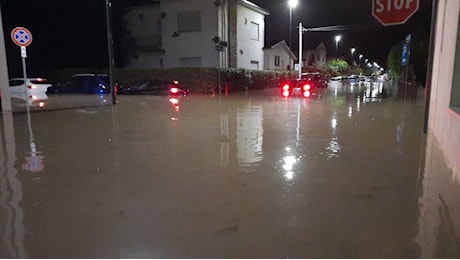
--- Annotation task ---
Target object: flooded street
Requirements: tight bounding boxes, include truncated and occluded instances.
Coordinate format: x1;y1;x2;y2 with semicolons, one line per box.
1;81;459;258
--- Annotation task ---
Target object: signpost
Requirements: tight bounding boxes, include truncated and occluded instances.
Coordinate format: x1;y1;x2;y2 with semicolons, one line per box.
11;27;32;111
372;0;420;26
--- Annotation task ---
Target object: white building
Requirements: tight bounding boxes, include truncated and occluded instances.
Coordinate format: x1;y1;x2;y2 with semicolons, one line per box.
122;0;269;70
304;42;327;70
428;0;460;176
263;40;297;71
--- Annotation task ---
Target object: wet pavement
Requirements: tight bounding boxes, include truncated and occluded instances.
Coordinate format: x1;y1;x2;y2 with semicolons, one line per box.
1;80;459;258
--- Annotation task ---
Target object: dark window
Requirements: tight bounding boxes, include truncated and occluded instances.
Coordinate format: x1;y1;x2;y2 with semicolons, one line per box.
275;56;280;66
9;79;24;86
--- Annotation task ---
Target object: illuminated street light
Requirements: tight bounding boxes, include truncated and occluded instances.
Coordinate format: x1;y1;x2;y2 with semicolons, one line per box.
288;0;298;70
335;35;341;56
350;47;356;63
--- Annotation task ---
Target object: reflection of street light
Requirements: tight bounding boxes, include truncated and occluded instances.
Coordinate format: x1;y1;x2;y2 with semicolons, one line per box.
288;0;298;70
335;35;341;56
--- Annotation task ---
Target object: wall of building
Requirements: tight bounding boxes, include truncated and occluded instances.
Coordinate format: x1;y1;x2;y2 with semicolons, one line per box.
428;0;460;176
264;46;290;71
123;4;163;69
236;4;265;70
161;0;220;68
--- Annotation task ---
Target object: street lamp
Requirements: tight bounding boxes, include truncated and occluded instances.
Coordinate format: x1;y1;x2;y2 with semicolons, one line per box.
350;47;356;64
335;35;341;57
288;0;298;70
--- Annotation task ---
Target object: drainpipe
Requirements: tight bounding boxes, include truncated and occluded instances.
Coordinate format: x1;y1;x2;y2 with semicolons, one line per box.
423;0;439;133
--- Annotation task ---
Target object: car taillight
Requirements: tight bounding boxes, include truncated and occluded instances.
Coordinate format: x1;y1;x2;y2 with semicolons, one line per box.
170;87;179;94
27;85;36;89
281;83;291;97
301;83;312;98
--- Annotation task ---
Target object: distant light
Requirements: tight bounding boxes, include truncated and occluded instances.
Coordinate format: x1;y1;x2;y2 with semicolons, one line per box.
288;0;298;8
170;87;179;94
335;35;341;42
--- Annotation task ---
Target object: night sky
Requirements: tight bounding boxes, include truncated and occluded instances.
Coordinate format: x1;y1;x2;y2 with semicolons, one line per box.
1;0;433;76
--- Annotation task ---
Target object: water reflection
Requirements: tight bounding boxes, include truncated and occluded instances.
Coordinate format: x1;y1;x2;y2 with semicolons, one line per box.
0;112;28;258
236;104;264;170
416;135;460;258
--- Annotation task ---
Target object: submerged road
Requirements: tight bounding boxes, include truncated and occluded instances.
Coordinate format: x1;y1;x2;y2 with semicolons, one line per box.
1;80;459;258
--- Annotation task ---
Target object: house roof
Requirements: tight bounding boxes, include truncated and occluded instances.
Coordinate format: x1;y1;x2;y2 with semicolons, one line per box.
238;0;270;16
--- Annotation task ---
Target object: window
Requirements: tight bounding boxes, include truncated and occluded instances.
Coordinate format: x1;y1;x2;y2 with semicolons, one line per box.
179;57;202;67
250;22;259;41
451;17;460;114
250;60;259;70
178;11;201;33
275;56;280;66
9;79;24;86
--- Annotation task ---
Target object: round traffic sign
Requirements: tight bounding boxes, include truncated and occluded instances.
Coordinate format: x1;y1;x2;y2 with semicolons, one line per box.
11;27;33;47
372;0;420;26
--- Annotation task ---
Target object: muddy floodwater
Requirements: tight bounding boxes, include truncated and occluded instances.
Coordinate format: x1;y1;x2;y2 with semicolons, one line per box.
1;81;459;258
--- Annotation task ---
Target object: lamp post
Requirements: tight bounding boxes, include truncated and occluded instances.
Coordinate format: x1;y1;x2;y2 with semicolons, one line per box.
288;0;298;70
335;35;341;57
105;0;117;104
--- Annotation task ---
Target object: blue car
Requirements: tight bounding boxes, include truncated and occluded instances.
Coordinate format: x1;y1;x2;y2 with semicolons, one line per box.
49;74;111;94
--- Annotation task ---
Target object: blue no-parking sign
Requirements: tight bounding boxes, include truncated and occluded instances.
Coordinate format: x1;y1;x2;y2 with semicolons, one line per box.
11;27;33;47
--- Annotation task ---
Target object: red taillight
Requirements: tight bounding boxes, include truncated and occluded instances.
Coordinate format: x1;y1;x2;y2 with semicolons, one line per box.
281;83;291;97
303;90;311;98
27;85;36;89
302;84;311;91
170;87;179;94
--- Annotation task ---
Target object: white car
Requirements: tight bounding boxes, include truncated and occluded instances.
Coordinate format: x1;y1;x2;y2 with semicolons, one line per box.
9;78;52;106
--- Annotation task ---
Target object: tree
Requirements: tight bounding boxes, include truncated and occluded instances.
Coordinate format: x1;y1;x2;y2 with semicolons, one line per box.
326;58;349;76
387;25;430;86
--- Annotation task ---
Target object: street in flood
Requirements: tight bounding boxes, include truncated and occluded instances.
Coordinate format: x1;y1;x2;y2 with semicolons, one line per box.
1;80;459;258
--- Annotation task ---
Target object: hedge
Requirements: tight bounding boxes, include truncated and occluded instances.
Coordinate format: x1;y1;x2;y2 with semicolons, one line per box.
39;67;296;94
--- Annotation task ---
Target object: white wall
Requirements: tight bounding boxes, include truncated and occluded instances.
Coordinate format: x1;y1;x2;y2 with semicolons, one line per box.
123;4;163;69
161;0;219;68
428;0;460;176
236;4;265;70
264;46;290;71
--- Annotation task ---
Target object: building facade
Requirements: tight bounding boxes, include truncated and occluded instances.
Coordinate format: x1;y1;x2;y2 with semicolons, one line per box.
263;40;297;71
122;0;268;70
428;0;460;177
304;42;327;70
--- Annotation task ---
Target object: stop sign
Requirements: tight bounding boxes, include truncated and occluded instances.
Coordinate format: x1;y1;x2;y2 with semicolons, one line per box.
372;0;420;26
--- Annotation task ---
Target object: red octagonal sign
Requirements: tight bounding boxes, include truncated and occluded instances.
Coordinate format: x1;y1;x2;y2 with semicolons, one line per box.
372;0;420;26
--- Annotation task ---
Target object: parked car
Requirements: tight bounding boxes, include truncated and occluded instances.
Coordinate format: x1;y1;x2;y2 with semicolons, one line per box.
301;72;328;88
279;78;315;98
48;74;111;94
117;80;188;96
9;78;51;106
